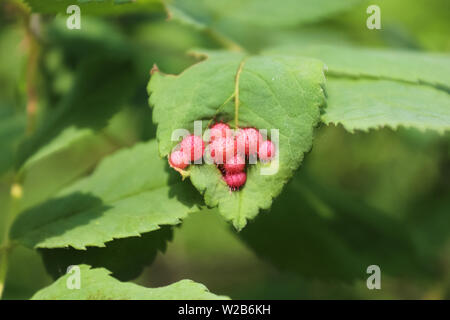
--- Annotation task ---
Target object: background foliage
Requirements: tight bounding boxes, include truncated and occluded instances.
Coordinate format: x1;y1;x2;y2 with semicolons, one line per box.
0;0;449;299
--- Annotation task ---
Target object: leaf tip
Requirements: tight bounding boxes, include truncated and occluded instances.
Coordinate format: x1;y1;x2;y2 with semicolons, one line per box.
232;218;247;232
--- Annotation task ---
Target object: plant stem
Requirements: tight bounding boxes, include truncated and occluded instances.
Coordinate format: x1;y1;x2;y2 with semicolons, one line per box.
25;14;41;135
0;1;34;299
3;1;38;134
0;182;22;299
0;249;7;298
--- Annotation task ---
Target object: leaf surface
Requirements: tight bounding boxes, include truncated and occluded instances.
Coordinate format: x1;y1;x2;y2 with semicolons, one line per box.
11;140;202;249
14;17;145;205
266;44;450;90
31;264;228;300
324;78;450;133
265;44;450;133
148;51;326;229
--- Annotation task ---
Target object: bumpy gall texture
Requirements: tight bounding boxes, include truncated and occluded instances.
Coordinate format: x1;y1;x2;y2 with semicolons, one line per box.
236;128;263;156
209;136;236;164
209;122;232;141
224;172;247;190
224;154;245;173
180;135;205;162
169;125;274;192
258;140;275;162
169;150;189;169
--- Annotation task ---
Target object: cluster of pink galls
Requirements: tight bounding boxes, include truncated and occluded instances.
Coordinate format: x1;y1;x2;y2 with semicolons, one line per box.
169;123;275;191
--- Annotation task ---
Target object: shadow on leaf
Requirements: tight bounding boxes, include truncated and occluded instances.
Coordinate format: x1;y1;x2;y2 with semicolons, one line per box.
39;226;173;282
240;171;438;282
10;192;110;248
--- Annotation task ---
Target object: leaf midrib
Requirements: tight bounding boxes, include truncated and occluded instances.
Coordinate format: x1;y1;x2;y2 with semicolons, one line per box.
234;58;247;128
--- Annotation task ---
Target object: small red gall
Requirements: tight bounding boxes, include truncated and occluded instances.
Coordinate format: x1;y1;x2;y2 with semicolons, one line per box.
236;128;263;156
209;136;236;164
224;171;247;190
209;122;232;141
180;135;205;162
258;140;275;162
169;150;189;169
224;154;245;173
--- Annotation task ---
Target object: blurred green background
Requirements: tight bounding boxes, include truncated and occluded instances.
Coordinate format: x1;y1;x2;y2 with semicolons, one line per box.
0;0;449;299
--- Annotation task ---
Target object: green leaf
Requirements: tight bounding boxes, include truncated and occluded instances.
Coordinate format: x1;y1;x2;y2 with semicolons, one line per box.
40;227;173;281
14;19;139;208
31;264;228;300
265;44;450;133
23;0;162;15
148;51;326;229
10;140;202;249
16;54;137;170
166;0;363;29
18;127;117;207
17;105;149;211
240;171;434;281
323;78;450;133
266;44;450;90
